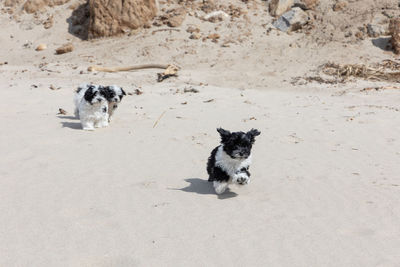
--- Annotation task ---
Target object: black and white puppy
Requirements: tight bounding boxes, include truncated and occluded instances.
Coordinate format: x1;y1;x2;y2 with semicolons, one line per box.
207;128;261;194
101;85;126;122
77;85;109;130
74;83;126;122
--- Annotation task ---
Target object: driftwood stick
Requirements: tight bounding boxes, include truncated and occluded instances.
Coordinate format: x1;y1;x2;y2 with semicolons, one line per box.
153;111;167;128
88;64;172;73
152;28;181;34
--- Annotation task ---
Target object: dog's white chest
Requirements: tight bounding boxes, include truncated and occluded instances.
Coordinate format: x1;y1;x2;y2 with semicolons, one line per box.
214;146;251;176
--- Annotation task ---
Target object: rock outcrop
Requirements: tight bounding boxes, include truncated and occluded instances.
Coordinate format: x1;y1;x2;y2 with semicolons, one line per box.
269;0;294;17
293;0;319;10
88;0;157;39
5;0;24;7
23;0;71;13
273;7;309;32
390;18;400;54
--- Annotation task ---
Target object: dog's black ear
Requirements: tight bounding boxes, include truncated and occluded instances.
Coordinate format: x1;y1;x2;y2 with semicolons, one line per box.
76;84;86;93
217;128;231;143
99;86;108;99
120;88;126;96
247;128;261;143
84;87;96;103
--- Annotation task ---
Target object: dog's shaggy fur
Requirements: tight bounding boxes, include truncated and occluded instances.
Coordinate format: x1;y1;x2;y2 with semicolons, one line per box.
207;128;261;194
74;84;126;130
101;85;126;122
74;83;91;118
75;84;109;131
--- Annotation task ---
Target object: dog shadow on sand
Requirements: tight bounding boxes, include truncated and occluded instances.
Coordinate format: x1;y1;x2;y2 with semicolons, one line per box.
174;178;238;199
58;115;82;130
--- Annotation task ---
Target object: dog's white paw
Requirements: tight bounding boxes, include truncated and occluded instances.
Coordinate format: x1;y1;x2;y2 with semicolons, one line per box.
99;122;109;128
235;173;250;185
213;181;228;194
94;120;108;128
82;122;95;130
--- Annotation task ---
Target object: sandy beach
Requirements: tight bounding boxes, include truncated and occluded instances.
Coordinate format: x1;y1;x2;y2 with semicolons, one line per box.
1;0;400;266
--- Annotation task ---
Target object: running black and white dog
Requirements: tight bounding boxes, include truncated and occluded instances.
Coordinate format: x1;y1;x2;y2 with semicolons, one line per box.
207;128;261;194
74;83;126;130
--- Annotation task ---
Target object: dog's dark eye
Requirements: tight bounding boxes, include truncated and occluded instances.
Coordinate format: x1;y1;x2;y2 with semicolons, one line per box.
241;141;250;147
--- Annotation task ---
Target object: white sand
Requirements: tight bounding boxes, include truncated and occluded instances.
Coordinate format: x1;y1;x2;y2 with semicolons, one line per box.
1;4;400;267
